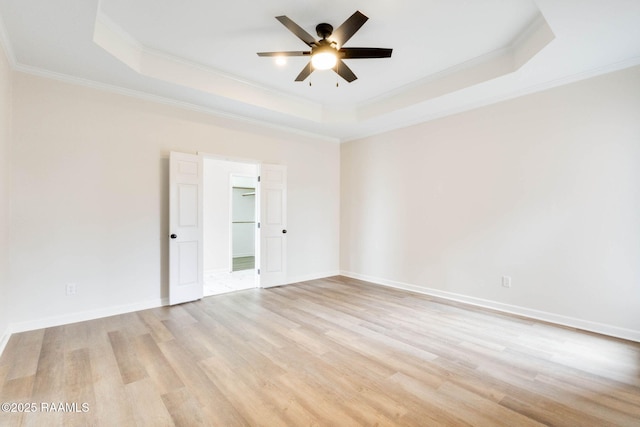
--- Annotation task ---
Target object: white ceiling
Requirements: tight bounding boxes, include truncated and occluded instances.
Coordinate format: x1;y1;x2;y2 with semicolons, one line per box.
1;0;639;142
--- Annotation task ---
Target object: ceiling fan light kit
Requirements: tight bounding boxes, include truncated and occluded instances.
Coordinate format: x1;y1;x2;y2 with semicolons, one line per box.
257;11;392;83
311;46;337;70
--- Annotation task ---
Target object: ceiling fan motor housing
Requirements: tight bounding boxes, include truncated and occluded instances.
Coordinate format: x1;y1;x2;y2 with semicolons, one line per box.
316;23;333;39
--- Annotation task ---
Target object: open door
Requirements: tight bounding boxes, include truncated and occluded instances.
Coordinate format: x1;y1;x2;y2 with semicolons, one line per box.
257;164;287;287
169;152;204;304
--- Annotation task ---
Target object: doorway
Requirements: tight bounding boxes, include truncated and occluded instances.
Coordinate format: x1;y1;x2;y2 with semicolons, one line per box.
202;158;258;296
169;151;288;304
231;175;257;272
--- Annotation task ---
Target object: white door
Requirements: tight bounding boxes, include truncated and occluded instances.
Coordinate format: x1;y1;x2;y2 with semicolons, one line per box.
257;164;287;287
169;152;203;304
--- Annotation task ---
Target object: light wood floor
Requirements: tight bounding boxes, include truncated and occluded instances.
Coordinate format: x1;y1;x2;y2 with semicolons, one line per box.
1;276;639;426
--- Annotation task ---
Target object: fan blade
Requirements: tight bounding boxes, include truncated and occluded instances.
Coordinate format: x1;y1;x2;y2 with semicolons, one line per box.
333;59;357;82
340;47;392;59
276;16;317;47
257;51;310;57
295;62;314;81
331;11;368;47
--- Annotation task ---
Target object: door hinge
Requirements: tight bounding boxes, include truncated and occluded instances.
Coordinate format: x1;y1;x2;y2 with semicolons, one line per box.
257;176;261;182
257;268;261;275
257;222;261;229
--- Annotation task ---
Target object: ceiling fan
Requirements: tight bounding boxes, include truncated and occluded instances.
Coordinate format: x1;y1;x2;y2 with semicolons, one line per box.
257;11;392;83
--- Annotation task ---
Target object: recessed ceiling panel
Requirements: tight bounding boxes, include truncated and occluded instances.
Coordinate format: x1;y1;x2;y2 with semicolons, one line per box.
1;0;640;141
98;0;541;105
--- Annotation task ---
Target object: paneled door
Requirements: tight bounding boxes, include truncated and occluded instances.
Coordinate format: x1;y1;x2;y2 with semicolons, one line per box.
169;152;203;304
257;164;287;287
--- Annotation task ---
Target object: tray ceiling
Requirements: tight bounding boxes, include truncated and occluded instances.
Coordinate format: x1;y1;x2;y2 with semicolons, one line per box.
1;0;639;141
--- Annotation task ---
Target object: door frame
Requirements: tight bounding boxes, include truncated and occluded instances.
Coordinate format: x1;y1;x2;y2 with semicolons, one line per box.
200;152;262;288
171;151;288;299
229;173;258;274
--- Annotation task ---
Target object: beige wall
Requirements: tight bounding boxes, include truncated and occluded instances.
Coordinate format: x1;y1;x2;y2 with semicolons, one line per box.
8;72;340;330
0;40;11;343
341;65;640;338
3;50;640;342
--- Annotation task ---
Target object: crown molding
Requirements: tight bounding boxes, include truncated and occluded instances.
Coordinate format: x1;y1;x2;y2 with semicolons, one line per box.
12;62;339;144
93;8;325;123
3;4;639;144
341;55;640;143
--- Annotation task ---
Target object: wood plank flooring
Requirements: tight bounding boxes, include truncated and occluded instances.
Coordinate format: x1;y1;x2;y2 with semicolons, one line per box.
1;276;639;426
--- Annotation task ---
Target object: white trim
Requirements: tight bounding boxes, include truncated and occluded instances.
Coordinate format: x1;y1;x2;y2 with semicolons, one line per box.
0;271;339;354
342;56;640;143
92;7;325;123
6;297;169;337
340;271;640;343
11;63;339;144
6;34;639;145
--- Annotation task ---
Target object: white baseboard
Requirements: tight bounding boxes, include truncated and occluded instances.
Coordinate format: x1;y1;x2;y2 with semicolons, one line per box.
340;271;640;343
5;297;169;338
0;271;343;356
0;271;340;352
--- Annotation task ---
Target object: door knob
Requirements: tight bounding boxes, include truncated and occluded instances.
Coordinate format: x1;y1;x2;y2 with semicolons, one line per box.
170;234;177;239
282;230;287;234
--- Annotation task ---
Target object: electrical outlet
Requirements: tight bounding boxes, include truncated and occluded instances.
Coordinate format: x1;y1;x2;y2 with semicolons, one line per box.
501;276;512;288
66;283;77;296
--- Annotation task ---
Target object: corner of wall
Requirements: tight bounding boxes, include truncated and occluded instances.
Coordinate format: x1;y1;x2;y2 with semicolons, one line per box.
0;22;14;357
0;327;11;356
